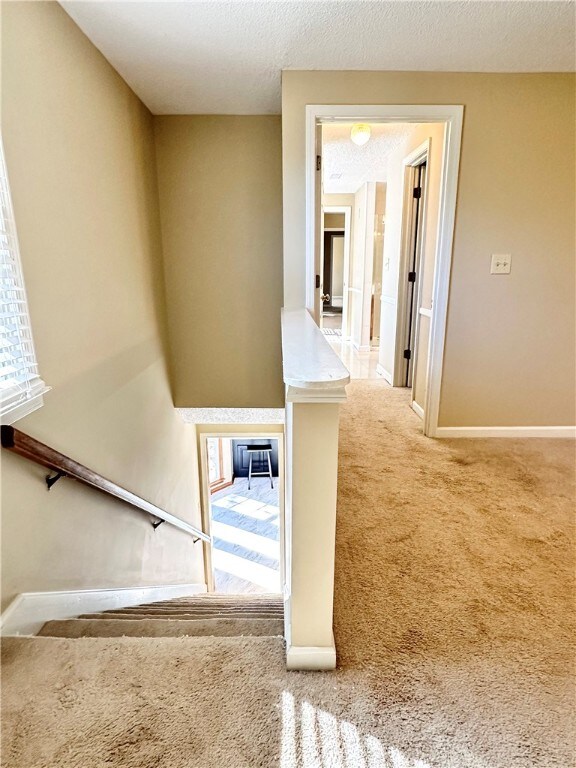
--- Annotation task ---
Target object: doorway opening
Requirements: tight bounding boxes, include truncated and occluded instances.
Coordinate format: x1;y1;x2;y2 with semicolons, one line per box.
321;205;350;338
307;105;463;435
200;434;283;595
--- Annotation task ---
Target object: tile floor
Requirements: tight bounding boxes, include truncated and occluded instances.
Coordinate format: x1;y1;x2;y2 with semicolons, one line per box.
322;313;343;330
328;338;386;380
210;477;281;595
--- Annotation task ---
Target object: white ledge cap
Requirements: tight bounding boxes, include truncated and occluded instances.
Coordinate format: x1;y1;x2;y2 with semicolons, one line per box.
281;309;350;391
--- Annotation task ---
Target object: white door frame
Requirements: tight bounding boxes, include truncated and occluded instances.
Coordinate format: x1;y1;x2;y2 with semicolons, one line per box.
199;431;285;594
322;204;351;339
395;140;430;390
305;105;463;437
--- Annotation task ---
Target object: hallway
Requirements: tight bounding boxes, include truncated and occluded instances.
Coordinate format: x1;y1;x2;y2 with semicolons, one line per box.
2;381;574;767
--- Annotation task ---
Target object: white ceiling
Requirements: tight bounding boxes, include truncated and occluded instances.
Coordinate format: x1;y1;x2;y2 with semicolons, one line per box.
322;123;414;194
60;1;575;115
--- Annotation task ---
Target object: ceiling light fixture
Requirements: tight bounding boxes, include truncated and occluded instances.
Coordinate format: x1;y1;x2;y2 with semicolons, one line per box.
350;123;371;146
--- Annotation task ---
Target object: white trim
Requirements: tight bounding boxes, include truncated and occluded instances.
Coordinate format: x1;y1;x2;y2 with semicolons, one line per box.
1;391;47;425
306;105;464;439
434;426;576;439
403;141;430;167
376;363;392;384
283;594;292;647
0;582;207;636
286;385;348;404
286;638;336;670
198;436;216;593
380;295;396;305
411;401;425;420
198;430;286;597
419;307;433;318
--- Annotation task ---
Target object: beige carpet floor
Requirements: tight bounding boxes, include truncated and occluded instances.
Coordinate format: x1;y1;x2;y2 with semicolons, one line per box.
2;381;575;767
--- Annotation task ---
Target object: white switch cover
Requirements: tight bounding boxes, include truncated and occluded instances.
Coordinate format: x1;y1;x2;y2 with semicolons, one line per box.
490;253;512;274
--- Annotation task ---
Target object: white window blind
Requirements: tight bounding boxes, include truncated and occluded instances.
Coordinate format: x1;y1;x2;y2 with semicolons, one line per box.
0;139;49;424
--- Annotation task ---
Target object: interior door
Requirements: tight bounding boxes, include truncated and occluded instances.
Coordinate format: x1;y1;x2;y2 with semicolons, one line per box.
404;162;427;387
350;183;376;350
313;121;323;325
322;232;344;313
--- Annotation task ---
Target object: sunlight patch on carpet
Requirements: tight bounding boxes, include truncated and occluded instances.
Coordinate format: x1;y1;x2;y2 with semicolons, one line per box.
280;691;434;768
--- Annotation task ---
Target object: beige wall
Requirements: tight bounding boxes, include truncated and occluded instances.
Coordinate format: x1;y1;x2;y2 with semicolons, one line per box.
154;116;284;408
1;2;204;610
282;71;576;427
324;213;345;229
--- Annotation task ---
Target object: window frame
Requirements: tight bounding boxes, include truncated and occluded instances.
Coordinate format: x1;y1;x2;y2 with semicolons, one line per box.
0;138;49;425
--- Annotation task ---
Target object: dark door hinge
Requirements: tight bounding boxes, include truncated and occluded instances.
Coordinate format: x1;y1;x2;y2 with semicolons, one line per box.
413;187;421;199
408;271;416;283
316;155;322;171
315;274;321;289
403;349;412;360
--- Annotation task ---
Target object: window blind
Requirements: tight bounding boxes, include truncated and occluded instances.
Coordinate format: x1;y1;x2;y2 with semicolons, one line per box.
0;140;49;423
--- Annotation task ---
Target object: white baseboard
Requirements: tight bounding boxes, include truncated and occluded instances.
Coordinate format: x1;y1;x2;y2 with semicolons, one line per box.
434;426;576;439
0;582;207;636
411;401;424;420
286;638;336;670
376;363;392;384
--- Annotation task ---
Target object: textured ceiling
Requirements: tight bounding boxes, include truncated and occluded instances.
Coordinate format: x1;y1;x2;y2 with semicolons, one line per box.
323;123;414;193
60;1;575;115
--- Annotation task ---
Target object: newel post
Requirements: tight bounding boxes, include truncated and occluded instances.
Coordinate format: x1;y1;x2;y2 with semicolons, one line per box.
281;309;349;670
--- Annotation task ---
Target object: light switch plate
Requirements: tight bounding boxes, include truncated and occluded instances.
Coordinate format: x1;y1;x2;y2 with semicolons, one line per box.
491;253;512;274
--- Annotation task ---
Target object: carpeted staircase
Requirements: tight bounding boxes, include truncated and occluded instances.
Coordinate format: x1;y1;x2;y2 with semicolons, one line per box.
37;594;284;639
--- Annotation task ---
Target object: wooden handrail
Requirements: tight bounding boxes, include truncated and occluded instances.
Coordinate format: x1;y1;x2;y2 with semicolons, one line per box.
1;426;210;543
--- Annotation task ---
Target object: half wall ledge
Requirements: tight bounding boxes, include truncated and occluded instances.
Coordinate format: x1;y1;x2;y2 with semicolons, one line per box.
281;308;350;394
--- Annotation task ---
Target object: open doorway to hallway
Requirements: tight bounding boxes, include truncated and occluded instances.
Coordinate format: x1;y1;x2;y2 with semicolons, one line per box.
201;436;282;595
308;105;463;433
320;206;349;339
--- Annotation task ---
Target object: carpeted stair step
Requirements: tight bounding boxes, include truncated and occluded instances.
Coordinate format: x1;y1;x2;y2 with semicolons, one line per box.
137;601;283;610
38;617;284;638
137;598;284;608
80;601;283;620
109;602;283;611
91;607;284;616
39;594;285;639
79;611;282;620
